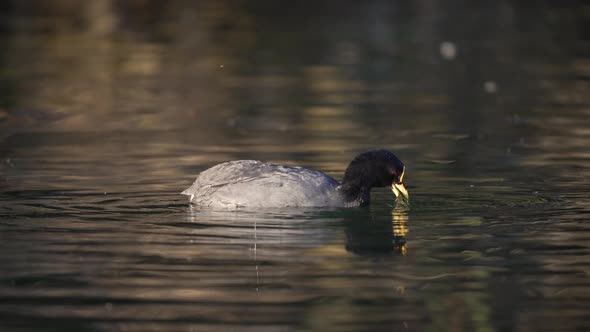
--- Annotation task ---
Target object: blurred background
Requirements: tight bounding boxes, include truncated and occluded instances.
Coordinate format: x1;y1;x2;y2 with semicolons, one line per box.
1;0;588;135
1;1;590;332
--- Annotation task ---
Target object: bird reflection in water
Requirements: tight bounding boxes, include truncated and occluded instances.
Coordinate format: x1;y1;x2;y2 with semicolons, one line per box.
344;205;409;255
185;205;410;296
186;204;410;256
391;206;409;254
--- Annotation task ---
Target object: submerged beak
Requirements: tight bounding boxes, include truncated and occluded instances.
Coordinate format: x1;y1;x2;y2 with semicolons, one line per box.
391;182;409;203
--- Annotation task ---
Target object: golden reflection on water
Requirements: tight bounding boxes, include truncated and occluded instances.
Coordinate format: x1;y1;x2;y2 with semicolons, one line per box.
392;205;409;255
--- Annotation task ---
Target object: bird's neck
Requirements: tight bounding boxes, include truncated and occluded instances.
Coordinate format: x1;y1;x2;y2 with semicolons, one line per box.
338;180;371;207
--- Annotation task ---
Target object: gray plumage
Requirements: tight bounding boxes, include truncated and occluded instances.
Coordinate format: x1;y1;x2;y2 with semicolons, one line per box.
181;160;343;208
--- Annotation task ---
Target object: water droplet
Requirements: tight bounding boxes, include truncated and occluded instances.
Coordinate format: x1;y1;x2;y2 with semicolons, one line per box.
440;42;457;60
483;81;497;93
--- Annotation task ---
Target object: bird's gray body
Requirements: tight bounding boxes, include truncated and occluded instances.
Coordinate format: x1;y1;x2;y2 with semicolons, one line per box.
181;160;343;208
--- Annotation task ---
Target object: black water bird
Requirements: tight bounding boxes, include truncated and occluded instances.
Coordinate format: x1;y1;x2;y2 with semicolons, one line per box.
182;149;409;208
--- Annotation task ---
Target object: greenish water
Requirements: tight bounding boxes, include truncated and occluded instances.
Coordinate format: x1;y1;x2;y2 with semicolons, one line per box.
1;2;590;332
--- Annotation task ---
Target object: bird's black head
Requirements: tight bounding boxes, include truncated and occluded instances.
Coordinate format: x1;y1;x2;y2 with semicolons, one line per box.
340;149;409;206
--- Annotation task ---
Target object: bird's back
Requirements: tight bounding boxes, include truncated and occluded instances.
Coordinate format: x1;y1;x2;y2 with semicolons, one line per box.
181;160;342;208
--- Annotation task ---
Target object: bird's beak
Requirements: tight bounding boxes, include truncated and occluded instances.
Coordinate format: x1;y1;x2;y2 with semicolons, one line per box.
391;182;409;203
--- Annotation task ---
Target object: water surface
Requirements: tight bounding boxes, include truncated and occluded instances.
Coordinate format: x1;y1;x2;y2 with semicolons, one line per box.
1;2;590;332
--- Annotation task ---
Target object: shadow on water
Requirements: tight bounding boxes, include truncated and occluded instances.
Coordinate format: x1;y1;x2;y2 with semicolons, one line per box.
342;206;409;255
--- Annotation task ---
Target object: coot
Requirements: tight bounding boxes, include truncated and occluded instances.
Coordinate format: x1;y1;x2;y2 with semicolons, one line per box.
181;149;408;208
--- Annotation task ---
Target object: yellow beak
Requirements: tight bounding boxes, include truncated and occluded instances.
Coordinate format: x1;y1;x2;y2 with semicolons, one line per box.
391;182;409;203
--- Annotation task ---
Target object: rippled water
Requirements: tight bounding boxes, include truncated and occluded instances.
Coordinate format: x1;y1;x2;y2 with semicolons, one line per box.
2;2;590;332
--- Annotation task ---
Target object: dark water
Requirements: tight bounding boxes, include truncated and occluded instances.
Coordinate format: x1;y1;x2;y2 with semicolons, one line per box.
1;2;590;331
